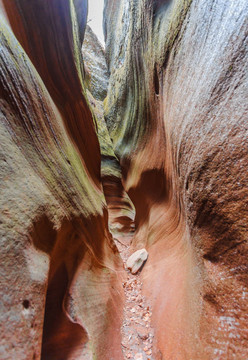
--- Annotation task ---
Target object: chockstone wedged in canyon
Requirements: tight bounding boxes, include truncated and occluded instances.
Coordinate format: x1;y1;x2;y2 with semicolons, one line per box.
0;0;247;360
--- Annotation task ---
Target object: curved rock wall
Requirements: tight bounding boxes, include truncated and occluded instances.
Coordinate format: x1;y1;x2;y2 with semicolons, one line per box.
104;0;248;359
0;1;124;359
82;26;135;236
1;0;247;359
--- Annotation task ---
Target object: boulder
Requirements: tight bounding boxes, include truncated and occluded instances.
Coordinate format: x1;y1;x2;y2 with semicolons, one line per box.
126;249;148;274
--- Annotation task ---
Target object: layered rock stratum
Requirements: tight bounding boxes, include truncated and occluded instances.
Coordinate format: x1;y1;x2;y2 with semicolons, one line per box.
0;1;124;359
104;0;248;359
82;25;135;236
0;0;248;359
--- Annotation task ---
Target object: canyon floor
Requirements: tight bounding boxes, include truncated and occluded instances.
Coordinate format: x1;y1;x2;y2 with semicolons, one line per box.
114;233;155;360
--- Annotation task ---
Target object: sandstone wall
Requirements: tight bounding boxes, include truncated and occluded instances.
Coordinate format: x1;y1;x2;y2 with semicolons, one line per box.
0;1;124;359
1;0;247;358
104;0;248;358
82;26;135;236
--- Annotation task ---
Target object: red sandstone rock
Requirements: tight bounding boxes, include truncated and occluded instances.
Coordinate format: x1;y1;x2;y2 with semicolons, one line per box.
0;1;124;359
104;0;248;359
1;0;248;359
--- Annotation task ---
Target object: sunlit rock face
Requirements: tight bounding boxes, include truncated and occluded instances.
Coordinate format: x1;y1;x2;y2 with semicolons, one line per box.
82;26;135;236
0;1;124;359
104;0;248;359
83;25;109;101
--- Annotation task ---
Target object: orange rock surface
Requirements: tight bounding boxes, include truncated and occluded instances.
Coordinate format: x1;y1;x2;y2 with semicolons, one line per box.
1;0;248;359
104;0;248;358
0;1;124;359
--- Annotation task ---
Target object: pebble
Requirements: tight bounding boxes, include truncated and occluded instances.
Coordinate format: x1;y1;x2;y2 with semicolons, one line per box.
134;354;143;360
136;326;149;340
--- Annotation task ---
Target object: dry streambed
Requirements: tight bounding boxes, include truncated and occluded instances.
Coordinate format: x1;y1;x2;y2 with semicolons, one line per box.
114;237;154;360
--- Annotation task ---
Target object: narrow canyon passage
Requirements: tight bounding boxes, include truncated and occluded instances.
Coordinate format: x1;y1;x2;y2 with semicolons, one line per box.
0;0;248;359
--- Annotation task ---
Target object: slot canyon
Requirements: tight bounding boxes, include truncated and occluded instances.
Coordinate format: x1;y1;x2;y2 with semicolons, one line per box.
0;0;247;359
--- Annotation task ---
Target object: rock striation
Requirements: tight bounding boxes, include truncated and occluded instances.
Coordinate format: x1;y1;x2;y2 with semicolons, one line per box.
104;0;248;359
82;25;135;236
82;25;109;101
0;1;124;359
0;0;248;359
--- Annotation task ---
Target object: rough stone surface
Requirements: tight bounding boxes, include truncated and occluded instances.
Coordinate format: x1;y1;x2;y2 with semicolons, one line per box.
1;0;248;359
126;249;149;274
115;234;154;360
0;1;124;359
82;25;109;101
82;25;135;236
104;0;248;359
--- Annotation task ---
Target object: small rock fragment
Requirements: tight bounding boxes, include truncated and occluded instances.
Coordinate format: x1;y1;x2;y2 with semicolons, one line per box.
136;325;149;340
126;249;148;274
143;314;150;322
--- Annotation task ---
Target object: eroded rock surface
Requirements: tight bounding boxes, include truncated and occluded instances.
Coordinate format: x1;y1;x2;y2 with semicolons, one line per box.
82;25;135;236
82;25;109;101
104;0;248;359
1;0;248;359
0;2;124;359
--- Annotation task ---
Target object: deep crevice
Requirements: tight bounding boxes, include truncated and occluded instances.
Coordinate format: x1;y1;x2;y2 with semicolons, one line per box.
154;65;160;95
